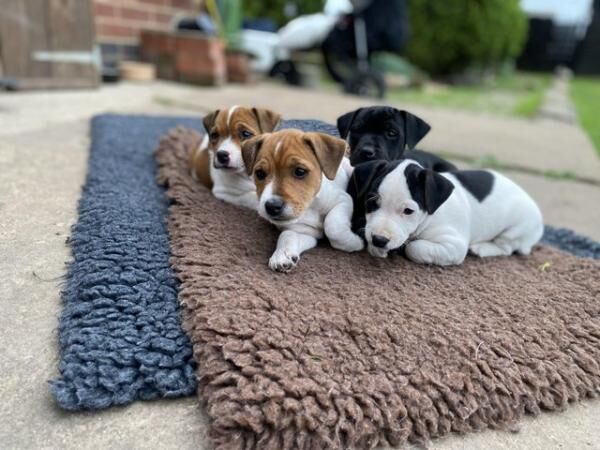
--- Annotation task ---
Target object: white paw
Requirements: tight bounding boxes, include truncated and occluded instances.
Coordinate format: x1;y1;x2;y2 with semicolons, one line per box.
469;241;510;258
331;233;365;253
268;249;300;273
469;242;488;257
405;244;428;264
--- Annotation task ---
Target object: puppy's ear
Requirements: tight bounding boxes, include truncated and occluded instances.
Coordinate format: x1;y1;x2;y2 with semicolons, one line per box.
202;109;219;132
303;133;347;180
337;108;362;139
406;164;454;214
348;160;389;201
398;110;431;149
241;135;265;175
252;107;281;133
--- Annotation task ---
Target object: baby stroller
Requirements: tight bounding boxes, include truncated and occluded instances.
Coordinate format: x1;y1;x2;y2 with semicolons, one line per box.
321;0;410;98
242;0;409;98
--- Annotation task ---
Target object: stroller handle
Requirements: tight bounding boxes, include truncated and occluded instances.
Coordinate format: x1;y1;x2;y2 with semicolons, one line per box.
350;0;373;15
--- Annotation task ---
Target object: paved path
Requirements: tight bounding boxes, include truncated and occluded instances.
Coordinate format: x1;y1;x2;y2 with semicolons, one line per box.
538;69;578;124
1;81;599;450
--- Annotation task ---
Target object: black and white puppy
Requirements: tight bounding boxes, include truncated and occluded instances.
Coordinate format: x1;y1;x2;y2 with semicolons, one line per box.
337;106;457;172
348;160;544;265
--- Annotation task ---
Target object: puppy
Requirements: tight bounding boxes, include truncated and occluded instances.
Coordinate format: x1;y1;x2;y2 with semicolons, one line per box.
189;106;281;209
337;106;457;171
242;129;364;272
348;159;543;265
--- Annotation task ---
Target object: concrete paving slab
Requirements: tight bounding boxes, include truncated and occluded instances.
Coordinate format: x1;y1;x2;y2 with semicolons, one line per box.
1;83;599;450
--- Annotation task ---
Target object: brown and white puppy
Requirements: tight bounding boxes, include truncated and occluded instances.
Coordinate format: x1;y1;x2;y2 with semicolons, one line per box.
189;105;281;209
242;129;364;272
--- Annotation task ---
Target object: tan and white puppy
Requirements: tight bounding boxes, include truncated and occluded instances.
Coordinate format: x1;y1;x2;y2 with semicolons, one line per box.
242;129;364;272
189;106;281;209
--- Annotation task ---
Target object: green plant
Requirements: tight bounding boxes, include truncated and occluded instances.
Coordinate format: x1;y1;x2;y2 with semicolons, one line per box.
406;0;528;78
244;0;323;27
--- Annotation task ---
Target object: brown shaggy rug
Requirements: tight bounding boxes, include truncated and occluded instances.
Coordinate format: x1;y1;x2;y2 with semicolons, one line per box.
156;128;600;450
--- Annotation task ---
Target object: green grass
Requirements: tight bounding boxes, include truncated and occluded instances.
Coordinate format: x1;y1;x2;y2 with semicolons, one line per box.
570;77;600;156
386;72;551;118
319;67;550;118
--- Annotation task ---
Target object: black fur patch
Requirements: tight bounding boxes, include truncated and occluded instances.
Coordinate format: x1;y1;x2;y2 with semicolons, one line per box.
405;164;455;214
452;170;494;202
405;149;457;172
337;106;455;169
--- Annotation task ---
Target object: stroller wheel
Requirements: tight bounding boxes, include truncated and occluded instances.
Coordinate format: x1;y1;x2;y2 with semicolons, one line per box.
343;70;386;98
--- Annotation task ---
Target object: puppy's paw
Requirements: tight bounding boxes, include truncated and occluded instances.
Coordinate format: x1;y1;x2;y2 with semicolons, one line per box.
407;239;465;266
469;241;511;258
268;250;300;273
405;240;434;265
331;234;365;253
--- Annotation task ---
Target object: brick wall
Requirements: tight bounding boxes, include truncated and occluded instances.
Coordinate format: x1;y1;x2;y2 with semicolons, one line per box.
94;0;201;44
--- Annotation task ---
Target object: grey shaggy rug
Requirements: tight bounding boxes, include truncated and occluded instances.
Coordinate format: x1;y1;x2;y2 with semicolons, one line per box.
51;115;201;410
52;114;600;412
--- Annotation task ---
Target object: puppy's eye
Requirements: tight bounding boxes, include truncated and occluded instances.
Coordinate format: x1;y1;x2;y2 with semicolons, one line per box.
209;131;219;142
294;167;308;179
255;169;267;180
239;129;254;140
365;194;380;213
386;129;398;138
403;208;414;215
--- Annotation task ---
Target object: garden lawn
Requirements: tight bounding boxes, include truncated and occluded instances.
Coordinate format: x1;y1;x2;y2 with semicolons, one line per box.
571;77;600;157
387;72;550;118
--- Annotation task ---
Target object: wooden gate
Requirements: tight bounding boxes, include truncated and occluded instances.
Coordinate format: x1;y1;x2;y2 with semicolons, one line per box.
0;0;99;89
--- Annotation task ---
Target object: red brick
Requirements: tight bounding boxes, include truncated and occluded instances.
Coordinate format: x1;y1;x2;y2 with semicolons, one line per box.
94;1;116;17
139;0;167;6
120;6;150;21
97;22;138;40
154;12;172;24
169;0;194;9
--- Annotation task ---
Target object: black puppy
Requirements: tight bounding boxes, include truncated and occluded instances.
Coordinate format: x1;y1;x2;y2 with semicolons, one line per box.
337;106;457;172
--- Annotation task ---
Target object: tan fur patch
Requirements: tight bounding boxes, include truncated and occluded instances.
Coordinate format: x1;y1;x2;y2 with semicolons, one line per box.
251;130;325;217
190;144;212;189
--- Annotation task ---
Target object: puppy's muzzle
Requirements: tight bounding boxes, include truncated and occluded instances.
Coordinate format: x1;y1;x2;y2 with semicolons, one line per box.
265;197;285;219
371;234;390;249
359;147;376;161
214;150;231;168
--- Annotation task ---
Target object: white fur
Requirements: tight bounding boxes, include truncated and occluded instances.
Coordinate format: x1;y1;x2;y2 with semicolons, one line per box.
365;160;544;265
227;105;239;125
210;154;258;209
217;136;245;170
261;158;364;272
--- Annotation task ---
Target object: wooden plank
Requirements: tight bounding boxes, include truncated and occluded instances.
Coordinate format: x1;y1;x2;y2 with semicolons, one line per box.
1;76;98;91
0;0;30;77
24;0;52;77
0;0;53;77
46;0;98;84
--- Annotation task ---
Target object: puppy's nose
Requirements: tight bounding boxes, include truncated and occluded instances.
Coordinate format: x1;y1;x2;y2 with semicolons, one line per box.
371;234;390;248
360;147;375;160
216;150;230;165
265;198;284;217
